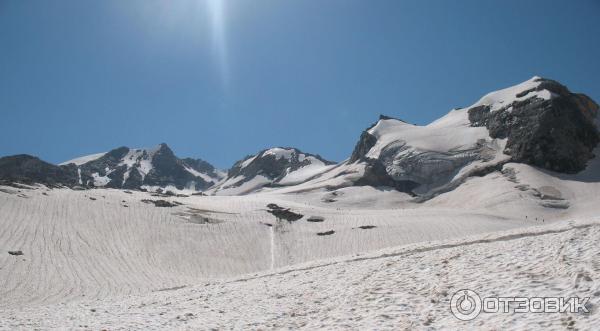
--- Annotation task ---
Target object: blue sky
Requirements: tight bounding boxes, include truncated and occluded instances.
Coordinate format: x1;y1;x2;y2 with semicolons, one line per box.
1;0;599;168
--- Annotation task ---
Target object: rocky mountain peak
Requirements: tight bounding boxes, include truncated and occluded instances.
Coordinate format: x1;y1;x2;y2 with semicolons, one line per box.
344;76;599;199
210;147;335;195
0;144;223;192
467;76;599;173
1;77;597;197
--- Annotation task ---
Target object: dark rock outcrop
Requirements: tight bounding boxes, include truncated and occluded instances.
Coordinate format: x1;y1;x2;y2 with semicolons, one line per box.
353;158;419;195
349;131;378;163
0;155;78;187
468;78;599;173
72;144;221;190
349;115;408;163
143;144;213;190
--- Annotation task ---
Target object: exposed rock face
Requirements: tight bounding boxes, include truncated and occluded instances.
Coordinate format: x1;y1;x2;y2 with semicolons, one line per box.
0;144;223;191
70;144;225;191
0;155;78;187
349;115;406;163
468;77;599;173
352;158;420;194
349;131;378;163
143;144;211;189
349;115;426;194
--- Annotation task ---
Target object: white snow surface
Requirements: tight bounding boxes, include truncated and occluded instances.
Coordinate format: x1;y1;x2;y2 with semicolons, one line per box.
1;156;600;329
4;219;598;330
119;147;160;181
365;109;490;159
183;166;218;184
91;172;110;187
213;175;272;195
278;161;336;185
468;76;554;112
262;147;295;160
59;152;106;166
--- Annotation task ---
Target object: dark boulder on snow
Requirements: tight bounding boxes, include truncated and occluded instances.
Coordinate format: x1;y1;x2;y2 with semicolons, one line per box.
317;230;335;236
266;203;304;222
306;216;325;222
141;199;181;207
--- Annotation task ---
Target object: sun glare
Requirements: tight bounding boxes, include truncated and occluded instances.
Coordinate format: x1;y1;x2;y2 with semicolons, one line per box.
205;0;229;87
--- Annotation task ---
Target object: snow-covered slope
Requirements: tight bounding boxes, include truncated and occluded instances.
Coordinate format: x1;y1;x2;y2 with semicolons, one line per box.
282;77;598;199
209;147;336;195
59;152;105;166
468;75;555;112
2;151;600;308
4;219;598;330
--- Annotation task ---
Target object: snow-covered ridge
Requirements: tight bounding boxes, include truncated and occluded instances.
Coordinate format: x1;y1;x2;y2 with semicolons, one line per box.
59;152;105;166
2;76;598;197
262;147;296;160
341;109;506;197
365;110;489;159
363;76;560;161
468;76;555;112
336;76;599;198
209;147;336;195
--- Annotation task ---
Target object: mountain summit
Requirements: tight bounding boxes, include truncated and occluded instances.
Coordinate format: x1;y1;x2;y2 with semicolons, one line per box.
337;76;600;198
0;144;224;191
0;77;598;197
466;76;599;173
209;147;336;195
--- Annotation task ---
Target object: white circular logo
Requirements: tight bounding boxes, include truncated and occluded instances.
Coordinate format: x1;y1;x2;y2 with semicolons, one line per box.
450;289;482;321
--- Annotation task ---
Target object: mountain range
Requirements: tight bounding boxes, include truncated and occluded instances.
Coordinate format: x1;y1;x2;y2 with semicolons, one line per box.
1;76;598;198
